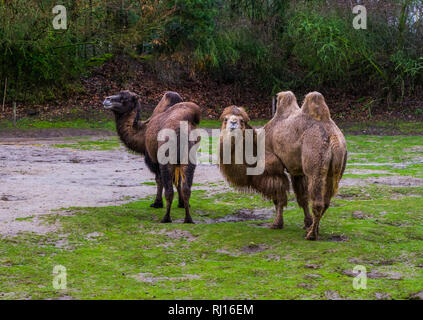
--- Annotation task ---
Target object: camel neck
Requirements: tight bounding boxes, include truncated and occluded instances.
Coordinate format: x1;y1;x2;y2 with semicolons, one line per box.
114;110;146;153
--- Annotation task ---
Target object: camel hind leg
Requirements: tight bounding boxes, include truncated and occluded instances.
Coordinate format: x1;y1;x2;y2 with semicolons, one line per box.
176;184;185;208
321;170;340;218
291;175;312;229
305;157;342;240
159;164;174;223
178;164;195;224
302;134;332;240
305;174;326;241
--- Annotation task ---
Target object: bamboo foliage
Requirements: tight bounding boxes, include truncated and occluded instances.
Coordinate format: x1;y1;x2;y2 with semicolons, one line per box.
0;0;421;104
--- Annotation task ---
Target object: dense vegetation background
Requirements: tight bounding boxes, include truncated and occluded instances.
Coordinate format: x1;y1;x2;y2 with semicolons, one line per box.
0;0;422;120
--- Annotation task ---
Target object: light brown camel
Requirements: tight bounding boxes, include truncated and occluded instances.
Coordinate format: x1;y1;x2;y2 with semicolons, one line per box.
103;90;201;223
266;91;348;240
218;106;290;229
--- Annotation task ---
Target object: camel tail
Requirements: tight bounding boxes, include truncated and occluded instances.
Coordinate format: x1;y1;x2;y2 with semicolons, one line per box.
174;166;185;187
329;135;347;196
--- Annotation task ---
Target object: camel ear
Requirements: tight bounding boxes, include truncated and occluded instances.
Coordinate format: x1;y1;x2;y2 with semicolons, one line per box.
219;106;232;121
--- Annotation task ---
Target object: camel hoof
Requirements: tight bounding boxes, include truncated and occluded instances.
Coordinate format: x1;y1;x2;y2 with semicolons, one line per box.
305;232;318;241
160;218;172;223
184;218;195;224
150;201;163;208
270;224;284;230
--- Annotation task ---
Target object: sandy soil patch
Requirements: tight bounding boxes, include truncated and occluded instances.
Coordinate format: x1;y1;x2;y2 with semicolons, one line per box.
0;137;223;236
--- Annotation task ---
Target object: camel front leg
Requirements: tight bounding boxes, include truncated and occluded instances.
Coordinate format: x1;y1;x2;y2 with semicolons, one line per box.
291;175;312;229
150;174;164;208
270;200;284;229
180;183;194;224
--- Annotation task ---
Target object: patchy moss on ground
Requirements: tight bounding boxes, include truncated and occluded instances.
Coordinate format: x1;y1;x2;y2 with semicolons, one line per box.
339;121;423;135
1;184;422;300
335;185;423;201
53;137;122;151
0;129;422;300
346;135;423;163
0;118;116;131
345;135;423;179
3;118;421;135
199;119;269;129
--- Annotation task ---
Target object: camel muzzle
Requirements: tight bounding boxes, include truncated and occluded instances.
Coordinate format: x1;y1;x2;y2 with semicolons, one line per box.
229;122;239;130
103;95;121;109
103;98;113;109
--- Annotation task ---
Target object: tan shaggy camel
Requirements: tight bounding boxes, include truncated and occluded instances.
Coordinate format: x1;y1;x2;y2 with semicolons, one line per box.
218;106;290;229
266;91;348;240
103;90;201;224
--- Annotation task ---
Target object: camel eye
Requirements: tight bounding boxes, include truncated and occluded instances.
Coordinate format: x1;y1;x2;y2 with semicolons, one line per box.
240;119;244;123
224;118;228;123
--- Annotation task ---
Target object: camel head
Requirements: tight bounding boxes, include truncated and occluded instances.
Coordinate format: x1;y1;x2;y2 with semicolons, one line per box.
103;90;141;114
219;105;250;132
275;91;299;118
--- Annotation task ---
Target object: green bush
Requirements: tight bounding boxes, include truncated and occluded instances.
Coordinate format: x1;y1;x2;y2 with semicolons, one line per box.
0;0;422;106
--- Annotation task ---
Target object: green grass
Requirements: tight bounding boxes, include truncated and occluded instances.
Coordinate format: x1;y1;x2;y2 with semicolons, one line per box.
199;119;268;129
346;135;423;163
0;118;116;131
1;186;422;300
339;121;423;135
1;117;422;135
1;121;422;299
344;135;423;178
53;137;122;151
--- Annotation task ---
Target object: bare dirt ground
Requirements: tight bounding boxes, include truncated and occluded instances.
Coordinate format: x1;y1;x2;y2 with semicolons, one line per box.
1;133;422;236
0;135;221;236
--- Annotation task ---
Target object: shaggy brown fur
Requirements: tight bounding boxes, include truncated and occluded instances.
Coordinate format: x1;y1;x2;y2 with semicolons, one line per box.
218;106;290;229
266;91;348;240
104;90;201;223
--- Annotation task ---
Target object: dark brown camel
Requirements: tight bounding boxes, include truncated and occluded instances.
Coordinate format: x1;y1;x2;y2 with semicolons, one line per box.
103;90;201;223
